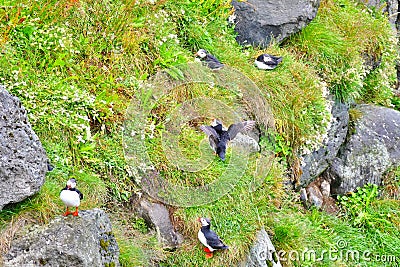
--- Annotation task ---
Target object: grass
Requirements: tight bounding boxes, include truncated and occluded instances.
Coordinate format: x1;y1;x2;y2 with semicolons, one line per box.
0;0;399;266
285;0;398;104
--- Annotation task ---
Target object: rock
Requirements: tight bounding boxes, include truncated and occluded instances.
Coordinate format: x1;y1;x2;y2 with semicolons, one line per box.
231;132;260;154
301;178;339;214
299;188;308;205
231;0;321;48
306;183;324;208
320;180;330;197
133;196;183;249
323;104;400;194
0;86;49;210
3;208;120;267
299;100;349;186
239;228;282;267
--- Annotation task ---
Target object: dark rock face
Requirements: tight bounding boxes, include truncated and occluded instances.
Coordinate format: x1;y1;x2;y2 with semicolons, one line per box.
3;208;120;267
299;100;349;186
232;0;321;48
324;105;400;194
0;86;49;210
133;196;183;249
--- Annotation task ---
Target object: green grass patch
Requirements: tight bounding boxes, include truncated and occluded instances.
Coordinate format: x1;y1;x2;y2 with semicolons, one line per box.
285;0;398;104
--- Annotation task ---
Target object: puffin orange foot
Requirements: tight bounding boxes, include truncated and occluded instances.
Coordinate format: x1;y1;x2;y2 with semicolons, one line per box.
72;211;79;216
203;247;211;253
205;252;213;259
63;211;71;216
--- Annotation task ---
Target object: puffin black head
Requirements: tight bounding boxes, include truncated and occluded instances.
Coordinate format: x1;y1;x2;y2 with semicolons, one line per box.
197;217;211;227
66;178;77;189
256;54;265;62
195;49;208;59
216;144;226;161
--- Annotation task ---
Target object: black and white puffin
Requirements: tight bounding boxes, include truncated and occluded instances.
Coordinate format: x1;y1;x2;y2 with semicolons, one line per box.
60;178;83;217
200;119;255;161
254;53;282;70
195;49;224;70
197;217;229;258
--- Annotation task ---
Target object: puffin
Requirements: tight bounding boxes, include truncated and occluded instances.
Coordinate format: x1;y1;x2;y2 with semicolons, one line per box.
195;49;224;70
197;217;229;258
200;119;255;161
60;178;83;217
254;53;282;70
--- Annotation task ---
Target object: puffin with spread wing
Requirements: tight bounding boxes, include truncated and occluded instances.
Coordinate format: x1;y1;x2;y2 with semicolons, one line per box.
200;119;255;161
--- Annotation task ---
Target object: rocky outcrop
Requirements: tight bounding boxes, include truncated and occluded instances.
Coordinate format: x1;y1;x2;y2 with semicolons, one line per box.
231;0;321;48
323;105;400;194
132;195;183;250
299;100;349;186
3;208;120;267
0;86;49;210
240;228;282;267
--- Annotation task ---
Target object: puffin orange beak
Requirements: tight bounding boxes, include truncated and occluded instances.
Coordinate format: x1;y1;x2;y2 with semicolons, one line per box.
197;217;201;222
194;52;199;57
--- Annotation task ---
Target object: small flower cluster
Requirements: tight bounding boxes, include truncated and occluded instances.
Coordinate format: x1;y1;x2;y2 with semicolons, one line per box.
298;79;333;156
12;18;78;56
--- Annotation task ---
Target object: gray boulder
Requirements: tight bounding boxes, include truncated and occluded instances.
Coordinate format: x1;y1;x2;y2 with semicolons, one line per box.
231;132;260;154
323;104;400;194
3;208;120;267
132;195;183;249
0;86;49;210
239;228;282;267
231;0;321;48
299;100;349;186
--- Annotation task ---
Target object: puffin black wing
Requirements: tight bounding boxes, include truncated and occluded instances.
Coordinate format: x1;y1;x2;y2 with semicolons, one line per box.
270;54;283;63
200;125;219;139
205;55;224;70
227;120;255;140
75;188;84;200
200;125;220;152
258;54;282;64
203;229;229;250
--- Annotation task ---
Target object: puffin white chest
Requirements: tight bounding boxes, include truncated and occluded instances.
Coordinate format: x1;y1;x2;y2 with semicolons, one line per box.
60;190;80;207
254;60;274;70
198;229;214;252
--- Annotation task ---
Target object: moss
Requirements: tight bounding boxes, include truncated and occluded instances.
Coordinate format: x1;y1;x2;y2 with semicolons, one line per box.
347;108;363;136
38;258;47;265
100;239;110;251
